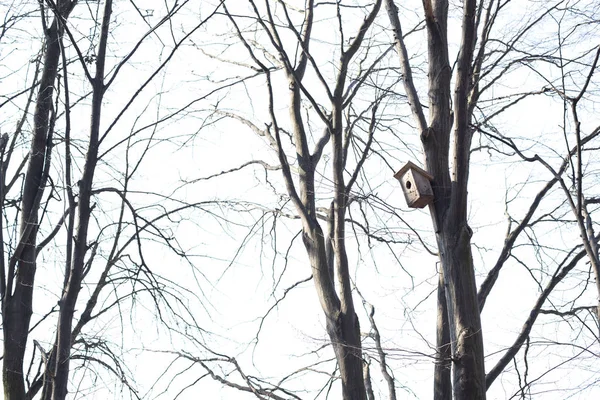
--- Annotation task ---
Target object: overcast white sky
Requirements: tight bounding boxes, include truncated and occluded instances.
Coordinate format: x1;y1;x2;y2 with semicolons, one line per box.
1;0;599;399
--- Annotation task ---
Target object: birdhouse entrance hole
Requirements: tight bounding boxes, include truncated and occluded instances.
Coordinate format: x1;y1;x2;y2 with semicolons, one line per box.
405;180;412;189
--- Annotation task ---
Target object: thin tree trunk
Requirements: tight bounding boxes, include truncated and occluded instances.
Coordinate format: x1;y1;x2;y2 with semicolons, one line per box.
434;270;451;400
363;360;376;400
51;1;112;399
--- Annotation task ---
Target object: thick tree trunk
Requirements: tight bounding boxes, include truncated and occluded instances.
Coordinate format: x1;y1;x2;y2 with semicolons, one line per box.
443;0;487;396
439;225;486;399
328;310;366;400
303;227;366;400
2;12;65;400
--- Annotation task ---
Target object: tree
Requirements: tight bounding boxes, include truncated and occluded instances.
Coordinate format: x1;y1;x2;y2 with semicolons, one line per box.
3;1;79;398
1;1;221;399
386;0;485;397
386;0;600;398
221;1;385;398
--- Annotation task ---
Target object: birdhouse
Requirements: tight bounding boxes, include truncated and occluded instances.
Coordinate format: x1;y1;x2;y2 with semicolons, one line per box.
394;161;434;208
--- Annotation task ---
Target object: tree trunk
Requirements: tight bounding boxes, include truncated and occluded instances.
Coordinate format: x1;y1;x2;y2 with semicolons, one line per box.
434;270;452;400
438;225;486;399
303;226;366;400
386;0;487;398
2;9;66;400
229;1;382;397
51;2;111;399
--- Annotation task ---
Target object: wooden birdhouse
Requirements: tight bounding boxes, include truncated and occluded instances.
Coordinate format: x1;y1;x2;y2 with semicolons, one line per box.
394;161;434;209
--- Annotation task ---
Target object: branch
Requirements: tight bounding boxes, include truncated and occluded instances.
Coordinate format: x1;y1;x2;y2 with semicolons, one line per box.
177;352;297;400
478;173;561;311
364;302;397;400
384;0;427;133
449;0;478;224
486;238;595;389
333;0;383;100
35;204;77;256
345;101;378;194
539;306;598;318
224;4;312;226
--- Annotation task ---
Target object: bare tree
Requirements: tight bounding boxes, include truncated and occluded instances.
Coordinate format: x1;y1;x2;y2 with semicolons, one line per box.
1;1;222;399
2;1;79;398
386;0;600;399
386;0;485;397
152;0;429;398
221;1;385;398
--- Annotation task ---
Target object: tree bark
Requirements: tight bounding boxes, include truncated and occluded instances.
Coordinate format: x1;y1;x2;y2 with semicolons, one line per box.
434;270;451;400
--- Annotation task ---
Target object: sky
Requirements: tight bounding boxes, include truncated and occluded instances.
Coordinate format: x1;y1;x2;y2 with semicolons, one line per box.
1;0;600;399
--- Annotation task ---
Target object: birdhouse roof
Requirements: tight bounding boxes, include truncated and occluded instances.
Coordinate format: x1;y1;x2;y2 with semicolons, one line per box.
394;161;434;181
